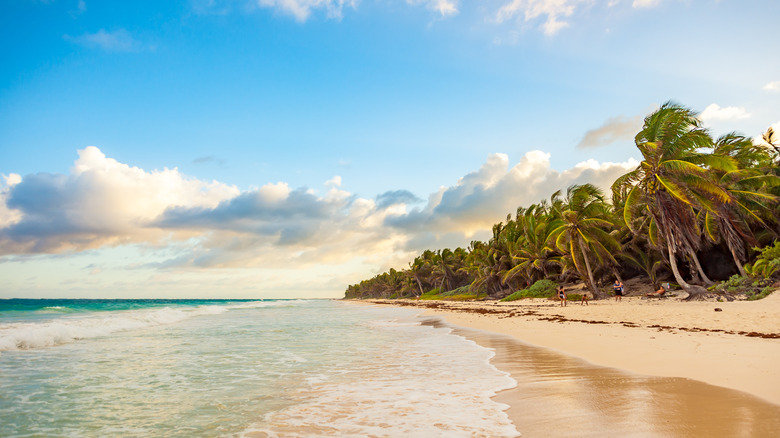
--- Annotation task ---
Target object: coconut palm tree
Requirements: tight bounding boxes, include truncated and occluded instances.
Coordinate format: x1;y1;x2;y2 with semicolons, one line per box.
612;102;735;298
704;134;780;275
549;184;620;299
503;204;563;286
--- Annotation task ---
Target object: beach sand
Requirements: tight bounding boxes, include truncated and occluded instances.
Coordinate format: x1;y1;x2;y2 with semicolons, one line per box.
366;290;780;436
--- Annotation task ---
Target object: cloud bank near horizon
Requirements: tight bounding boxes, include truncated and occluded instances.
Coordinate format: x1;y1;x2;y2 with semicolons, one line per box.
0;147;637;272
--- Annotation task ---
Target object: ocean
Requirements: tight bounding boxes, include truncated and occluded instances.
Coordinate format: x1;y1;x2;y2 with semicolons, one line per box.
0;299;518;437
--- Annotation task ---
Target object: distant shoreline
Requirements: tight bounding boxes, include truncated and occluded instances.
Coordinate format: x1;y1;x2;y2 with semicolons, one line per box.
362;291;780;407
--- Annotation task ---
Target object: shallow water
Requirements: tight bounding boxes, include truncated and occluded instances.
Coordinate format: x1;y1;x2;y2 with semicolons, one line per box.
0;299;517;437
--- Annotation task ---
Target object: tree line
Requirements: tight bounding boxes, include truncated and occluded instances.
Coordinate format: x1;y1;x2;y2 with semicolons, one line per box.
344;102;780;301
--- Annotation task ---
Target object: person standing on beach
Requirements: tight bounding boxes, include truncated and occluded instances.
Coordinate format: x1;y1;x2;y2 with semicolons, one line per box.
558;286;567;307
613;280;624;301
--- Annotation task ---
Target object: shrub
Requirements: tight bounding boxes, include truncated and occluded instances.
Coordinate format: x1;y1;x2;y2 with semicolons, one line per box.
710;274;775;301
746;241;780;280
501;279;558;301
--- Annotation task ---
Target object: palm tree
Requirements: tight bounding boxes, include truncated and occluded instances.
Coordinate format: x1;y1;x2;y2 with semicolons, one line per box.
704;134;780;275
612;102;738;298
549;184;620;299
503;204;563;286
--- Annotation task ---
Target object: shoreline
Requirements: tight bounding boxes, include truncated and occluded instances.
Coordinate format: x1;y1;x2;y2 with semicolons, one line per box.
365;291;780;407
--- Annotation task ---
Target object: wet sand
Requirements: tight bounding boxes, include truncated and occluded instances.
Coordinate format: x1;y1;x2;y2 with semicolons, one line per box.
433;319;780;438
361;293;780;436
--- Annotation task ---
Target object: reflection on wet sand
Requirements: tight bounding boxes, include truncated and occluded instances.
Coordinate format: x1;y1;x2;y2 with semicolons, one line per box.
422;317;780;438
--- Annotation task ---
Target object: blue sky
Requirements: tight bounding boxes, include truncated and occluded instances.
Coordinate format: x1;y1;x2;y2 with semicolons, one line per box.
1;0;778;298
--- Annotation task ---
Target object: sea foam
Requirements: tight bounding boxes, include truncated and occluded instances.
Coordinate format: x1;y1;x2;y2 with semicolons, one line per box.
0;305;230;352
241;315;520;438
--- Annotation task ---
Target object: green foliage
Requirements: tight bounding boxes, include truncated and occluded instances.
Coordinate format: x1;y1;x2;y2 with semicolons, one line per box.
344;103;780;301
745;241;780;279
420;286;484;301
710;274;775;300
501;279;558;301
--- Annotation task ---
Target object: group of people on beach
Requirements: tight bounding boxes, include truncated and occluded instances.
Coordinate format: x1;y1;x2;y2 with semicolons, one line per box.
556;285;588;306
557;279;671;306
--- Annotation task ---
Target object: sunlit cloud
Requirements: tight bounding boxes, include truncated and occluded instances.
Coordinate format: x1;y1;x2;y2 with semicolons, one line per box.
763;81;780;92
1;147;638;275
384;152;638;249
699;103;751;121
495;0;590;36
406;0;459;17
255;0;359;22
577;114;643;148
632;0;662;8
0;147;239;255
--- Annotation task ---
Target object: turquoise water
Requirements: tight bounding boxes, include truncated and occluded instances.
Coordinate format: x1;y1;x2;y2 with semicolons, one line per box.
0;299;518;437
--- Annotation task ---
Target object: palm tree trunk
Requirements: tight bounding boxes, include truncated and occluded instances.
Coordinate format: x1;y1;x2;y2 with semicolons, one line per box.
667;244;693;289
414;275;424;295
664;229;693;290
727;243;748;277
688;250;715;286
611;267;623;284
578;239;603;299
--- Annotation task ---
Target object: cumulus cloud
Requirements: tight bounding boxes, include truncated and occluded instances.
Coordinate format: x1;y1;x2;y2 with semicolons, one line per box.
255;0;359;22
0;147;239;254
385;151;638;246
375;190;423;209
700;103;751;122
763;81;780;92
495;0;590;35
577;115;642;148
63;29;140;52
1;147;637;274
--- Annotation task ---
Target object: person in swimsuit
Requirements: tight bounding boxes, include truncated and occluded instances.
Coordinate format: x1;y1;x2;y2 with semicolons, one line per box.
613;280;624;301
558;286;567;306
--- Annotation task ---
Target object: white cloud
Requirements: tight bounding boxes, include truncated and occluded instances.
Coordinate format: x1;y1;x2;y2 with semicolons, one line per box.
325;175;342;187
632;0;661;8
700;103;751;122
495;0;590;36
63;29;140;52
577;114;643;148
0;174;23;229
256;0;359;22
753;120;780;150
763;81;780;92
385;151;637;243
406;0;459;17
0;148;637;291
0;147;239;254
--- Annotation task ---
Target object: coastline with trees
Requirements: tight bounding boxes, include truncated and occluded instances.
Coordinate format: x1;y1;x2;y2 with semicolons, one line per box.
345;102;780;301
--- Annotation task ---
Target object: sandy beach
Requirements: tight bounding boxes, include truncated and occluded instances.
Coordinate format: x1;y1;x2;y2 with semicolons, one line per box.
368;290;780;405
363;292;780;436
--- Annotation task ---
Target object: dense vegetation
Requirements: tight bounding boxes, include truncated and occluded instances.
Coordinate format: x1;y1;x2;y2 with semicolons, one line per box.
344;103;780;301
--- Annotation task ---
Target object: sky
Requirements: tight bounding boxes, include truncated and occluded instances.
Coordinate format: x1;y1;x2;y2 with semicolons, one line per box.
1;0;778;299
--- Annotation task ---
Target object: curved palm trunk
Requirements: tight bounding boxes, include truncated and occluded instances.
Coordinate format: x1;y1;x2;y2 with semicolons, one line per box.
663;227;693;289
578;237;604;299
413;274;425;295
727;244;748;277
664;229;708;299
611;267;623;285
688;250;715;286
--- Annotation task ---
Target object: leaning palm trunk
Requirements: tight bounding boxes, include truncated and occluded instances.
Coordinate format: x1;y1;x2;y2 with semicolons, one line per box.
578;236;605;299
687;249;715;286
663;227;709;299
